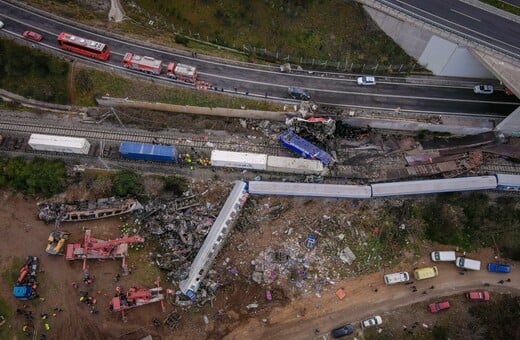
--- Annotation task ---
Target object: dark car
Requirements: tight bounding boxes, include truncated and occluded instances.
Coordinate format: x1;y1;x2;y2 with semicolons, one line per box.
429;300;450;313
288;87;310;101
331;323;354;338
23;31;43;42
487;263;511;273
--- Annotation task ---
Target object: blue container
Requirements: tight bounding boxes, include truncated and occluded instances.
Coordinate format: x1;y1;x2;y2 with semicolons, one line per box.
119;142;177;162
13;285;33;300
278;129;333;166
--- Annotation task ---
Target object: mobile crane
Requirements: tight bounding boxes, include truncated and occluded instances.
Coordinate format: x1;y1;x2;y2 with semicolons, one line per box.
110;278;173;322
66;229;144;274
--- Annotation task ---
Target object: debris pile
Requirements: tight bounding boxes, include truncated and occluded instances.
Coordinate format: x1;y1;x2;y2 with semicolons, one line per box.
135;194;218;286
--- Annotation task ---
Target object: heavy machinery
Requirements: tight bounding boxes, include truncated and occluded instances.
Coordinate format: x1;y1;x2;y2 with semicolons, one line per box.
110;278;173;321
122;52;197;82
46;214;70;255
66;229;144;274
13;256;39;300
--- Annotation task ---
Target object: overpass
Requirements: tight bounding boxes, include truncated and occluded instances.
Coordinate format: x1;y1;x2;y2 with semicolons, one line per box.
356;0;520;135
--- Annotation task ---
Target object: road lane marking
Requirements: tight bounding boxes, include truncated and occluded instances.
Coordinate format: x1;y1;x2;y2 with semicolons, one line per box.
450;9;481;22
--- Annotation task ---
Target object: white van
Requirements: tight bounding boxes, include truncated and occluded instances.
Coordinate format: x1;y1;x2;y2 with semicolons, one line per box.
431;251;456;262
384;272;410;285
455;257;481;271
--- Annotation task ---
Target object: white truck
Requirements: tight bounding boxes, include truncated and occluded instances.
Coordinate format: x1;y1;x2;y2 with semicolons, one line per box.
383;272;410;285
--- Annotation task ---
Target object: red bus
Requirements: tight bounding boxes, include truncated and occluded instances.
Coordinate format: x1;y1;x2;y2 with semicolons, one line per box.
57;32;110;61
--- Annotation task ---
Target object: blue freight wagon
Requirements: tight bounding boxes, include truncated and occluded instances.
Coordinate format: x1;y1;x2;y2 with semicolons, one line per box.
278;129;334;166
119;142;177;162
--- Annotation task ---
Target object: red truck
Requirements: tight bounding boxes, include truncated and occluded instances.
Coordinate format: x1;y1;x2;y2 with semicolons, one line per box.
123;52;197;82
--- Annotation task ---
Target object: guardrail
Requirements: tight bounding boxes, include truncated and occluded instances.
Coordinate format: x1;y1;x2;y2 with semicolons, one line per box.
358;0;520;62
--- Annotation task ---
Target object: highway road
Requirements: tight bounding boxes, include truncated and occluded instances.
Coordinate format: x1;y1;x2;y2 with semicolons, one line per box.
0;0;519;117
379;0;520;59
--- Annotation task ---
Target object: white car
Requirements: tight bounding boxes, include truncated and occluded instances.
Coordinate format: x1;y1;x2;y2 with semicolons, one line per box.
474;84;493;94
361;315;383;328
357;76;376;86
0;20;4;29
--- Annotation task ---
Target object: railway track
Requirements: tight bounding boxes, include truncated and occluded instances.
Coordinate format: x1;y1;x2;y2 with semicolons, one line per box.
0;118;288;156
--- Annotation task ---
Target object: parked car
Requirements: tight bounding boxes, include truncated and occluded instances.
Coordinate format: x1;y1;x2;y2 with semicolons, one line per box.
431;251;456;262
474;84;494;94
384;271;410;285
331;323;354;338
287;87;310;101
466;291;490;301
361;315;383;328
487;263;511;273
357;76;376;86
429;301;450;313
23;31;43;42
455;257;481;271
414;266;439;280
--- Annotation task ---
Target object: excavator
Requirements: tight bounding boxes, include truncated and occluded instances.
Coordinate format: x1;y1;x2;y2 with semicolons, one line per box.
46;214;70;255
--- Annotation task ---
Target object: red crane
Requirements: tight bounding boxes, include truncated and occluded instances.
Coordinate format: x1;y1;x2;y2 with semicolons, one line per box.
110;277;173;322
66;229;144;273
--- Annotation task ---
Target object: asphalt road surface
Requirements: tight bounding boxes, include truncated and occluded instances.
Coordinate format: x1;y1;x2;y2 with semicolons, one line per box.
381;0;520;58
0;0;519;116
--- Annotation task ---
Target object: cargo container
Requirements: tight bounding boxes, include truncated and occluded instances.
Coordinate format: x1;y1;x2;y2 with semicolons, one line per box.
278;129;333;166
28;134;91;154
119;142;177;162
266;155;323;175
210;150;267;170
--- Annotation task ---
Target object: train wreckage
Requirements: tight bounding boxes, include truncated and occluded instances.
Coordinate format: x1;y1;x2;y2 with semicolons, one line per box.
37;197;143;223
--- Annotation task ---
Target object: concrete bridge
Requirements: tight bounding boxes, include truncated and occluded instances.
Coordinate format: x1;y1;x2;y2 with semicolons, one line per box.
356;0;520;135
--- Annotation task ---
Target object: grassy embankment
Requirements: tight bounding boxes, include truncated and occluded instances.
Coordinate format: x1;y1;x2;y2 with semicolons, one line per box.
479;0;520;15
26;0;417;67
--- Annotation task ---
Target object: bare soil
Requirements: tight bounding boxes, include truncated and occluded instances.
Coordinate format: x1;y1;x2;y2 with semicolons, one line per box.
0;189;518;340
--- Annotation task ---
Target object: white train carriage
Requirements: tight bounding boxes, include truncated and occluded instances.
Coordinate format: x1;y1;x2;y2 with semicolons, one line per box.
495;173;520;191
371;176;498;197
248;181;372;199
211;150;268;170
28;134;91;155
266;155;323;175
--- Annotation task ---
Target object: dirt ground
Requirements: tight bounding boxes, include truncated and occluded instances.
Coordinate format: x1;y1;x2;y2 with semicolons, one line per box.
1;187;518;340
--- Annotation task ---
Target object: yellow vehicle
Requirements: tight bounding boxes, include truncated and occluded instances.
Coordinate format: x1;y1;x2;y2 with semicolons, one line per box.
414;266;439;280
45;214;69;255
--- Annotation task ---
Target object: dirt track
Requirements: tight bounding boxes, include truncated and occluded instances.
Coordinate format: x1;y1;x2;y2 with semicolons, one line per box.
226;249;520;340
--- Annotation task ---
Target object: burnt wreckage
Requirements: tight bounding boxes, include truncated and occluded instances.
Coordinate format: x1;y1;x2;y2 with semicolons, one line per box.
37;197;143;223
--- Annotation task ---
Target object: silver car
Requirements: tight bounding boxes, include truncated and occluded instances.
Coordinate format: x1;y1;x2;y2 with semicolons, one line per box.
357;76;376;86
361;315;383;328
474;84;494;94
0;20;4;29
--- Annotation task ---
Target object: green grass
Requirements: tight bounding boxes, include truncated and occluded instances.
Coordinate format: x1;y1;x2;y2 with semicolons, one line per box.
25;0;417;69
479;0;520;15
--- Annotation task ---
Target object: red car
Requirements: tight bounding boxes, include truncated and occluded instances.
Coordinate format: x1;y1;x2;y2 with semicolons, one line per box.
429;301;450;313
465;291;490;301
23;31;43;42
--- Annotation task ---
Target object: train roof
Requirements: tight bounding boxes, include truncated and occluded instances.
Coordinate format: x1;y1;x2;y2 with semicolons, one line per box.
248;181;372;198
28;134;89;148
58;32;106;52
371;176;498;197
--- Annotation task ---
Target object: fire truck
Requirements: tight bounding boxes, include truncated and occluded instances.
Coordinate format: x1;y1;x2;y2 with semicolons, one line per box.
122;52;197;82
166;63;197;83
